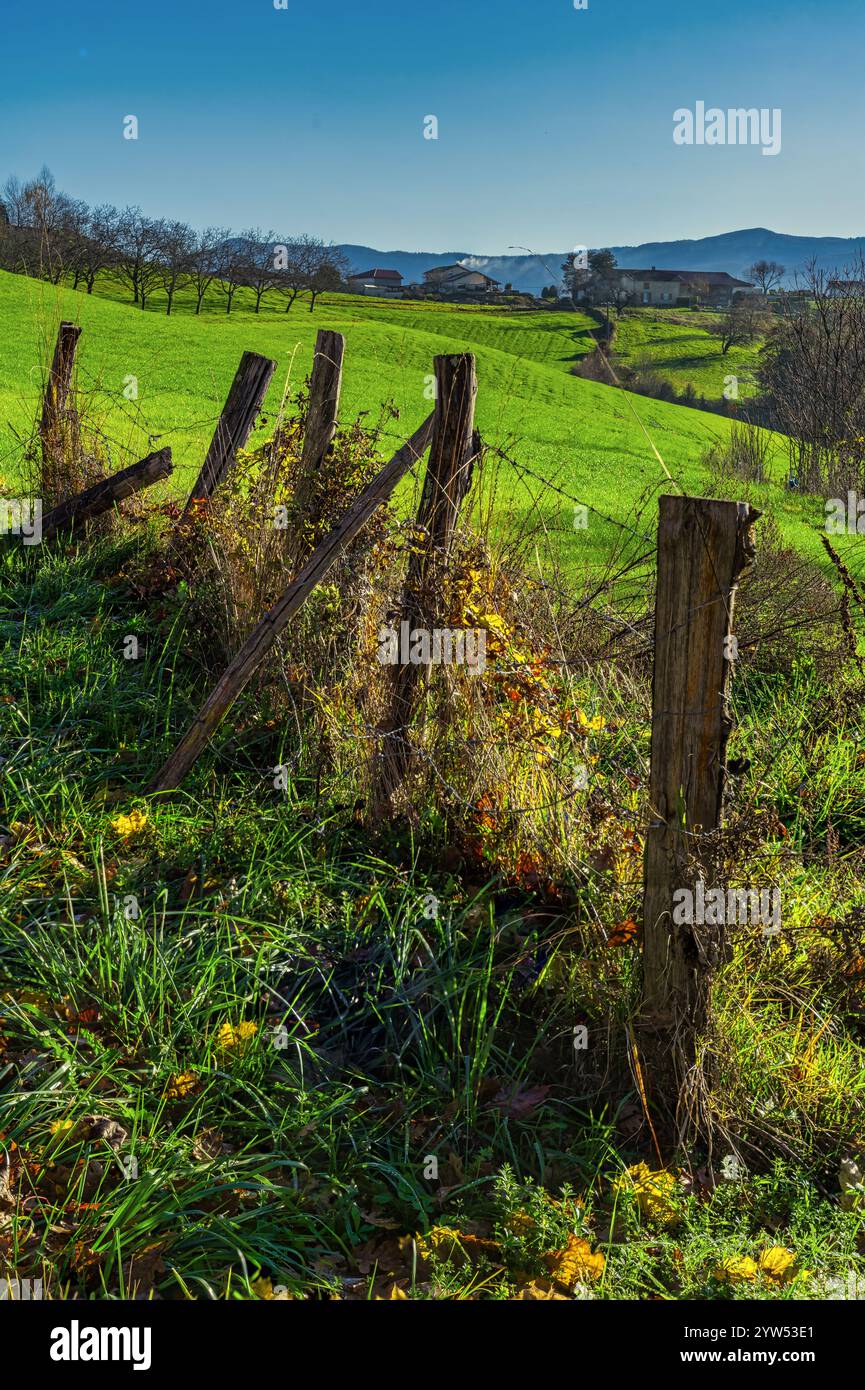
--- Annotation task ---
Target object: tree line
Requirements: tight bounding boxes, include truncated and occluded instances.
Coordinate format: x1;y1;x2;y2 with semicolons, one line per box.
0;166;350;314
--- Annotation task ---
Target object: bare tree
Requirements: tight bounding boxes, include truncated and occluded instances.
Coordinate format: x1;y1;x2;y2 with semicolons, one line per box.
188;226;228;314
0;173;28;227
214;238;248;315
65;199;96;289
714;293;773;354
154;218;194;314
0;166;79;281
77;204;122;294
759;256;865;491
689;276;711;309
306;242;349;313
749;259;786;294
115;207;163;306
275;236;311;312
238;228;278;313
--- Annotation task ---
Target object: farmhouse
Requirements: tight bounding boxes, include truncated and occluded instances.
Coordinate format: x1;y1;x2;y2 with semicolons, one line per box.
348;268;404;297
423;263;501;297
614;268;754;308
828;279;865;297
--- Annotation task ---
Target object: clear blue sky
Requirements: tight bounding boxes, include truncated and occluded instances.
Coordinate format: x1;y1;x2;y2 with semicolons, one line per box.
3;0;863;253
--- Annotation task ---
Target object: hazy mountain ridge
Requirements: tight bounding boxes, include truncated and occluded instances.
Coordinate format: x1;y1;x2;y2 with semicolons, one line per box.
339;229;865;292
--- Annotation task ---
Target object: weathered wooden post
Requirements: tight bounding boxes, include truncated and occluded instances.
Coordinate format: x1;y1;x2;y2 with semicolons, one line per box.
39;321;82;491
40;448;173;542
183;350;276;513
640;494;759;1130
288;329;345;567
374;353;479;807
149;416;436;793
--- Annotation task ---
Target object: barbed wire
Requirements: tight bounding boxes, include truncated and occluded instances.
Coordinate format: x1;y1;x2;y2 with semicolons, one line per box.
479;437;656;544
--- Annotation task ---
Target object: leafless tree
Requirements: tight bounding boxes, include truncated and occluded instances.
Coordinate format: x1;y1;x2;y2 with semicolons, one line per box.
749;259;786;294
305;242;349;312
0;166;79;281
188;226;228;314
714;293;773;353
759;257;865;491
0;173;28;227
115;206;163;307
75;204;122;294
237;228;278;313
275;236;312;312
153;218;195;314
214;238;248;315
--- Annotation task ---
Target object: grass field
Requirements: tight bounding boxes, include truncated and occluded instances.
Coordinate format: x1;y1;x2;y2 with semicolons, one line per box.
1;520;863;1301
2;265;865;1302
613;307;765;400
0;270;853;583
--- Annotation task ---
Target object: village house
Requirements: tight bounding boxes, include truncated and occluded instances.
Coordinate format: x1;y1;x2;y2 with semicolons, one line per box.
614;268;754;308
347;268;404;297
422;263;501;297
827;278;865;297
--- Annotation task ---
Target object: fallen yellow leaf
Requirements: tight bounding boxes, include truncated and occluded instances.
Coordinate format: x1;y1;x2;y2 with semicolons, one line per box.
515;1278;568;1300
216;1020;258;1052
758;1246;797;1282
163;1071;200;1100
715;1255;759;1284
543;1234;605;1289
110;809;148;838
614;1162;679;1225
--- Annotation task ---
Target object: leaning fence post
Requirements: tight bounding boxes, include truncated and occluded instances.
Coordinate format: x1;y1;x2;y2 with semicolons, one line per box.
39;321;81;486
374;352;479;807
288;329;345;567
40;448;173;542
640;493;760;1129
183;350;276;513
149;415;436;793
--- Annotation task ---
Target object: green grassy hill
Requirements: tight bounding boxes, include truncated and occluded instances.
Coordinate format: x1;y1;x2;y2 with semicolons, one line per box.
613;307;765;399
0;271;843;576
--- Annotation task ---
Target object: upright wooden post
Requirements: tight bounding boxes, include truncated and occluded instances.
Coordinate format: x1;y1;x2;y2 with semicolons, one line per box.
183;350;276;513
40;321;81;442
640;494;759;1128
301;330;345;476
288;330;345;567
39;321;82;489
375;353;479;806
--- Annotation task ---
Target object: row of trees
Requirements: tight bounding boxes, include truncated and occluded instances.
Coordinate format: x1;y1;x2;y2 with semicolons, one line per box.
0;166;349;314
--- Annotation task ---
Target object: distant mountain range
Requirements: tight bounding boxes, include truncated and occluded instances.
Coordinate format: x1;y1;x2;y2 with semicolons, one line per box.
338;229;865;293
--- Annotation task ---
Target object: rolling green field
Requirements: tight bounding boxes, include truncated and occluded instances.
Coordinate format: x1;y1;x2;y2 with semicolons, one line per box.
2;274;865;1306
613;307;765;400
0;270;846;576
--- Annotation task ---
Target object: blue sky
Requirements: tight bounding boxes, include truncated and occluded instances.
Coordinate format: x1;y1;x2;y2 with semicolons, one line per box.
2;0;863;253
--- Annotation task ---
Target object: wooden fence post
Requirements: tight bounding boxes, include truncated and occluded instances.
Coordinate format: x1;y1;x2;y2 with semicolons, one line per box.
149;415;436;793
374;352;479;807
39;321;82;488
183;350;276;513
288;329;345;567
40;448;173;542
640;494;760;1129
